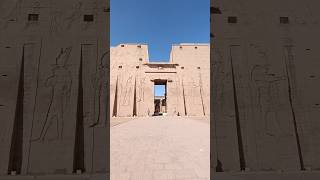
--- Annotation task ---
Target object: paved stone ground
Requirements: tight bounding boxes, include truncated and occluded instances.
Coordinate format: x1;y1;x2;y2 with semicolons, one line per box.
111;116;210;180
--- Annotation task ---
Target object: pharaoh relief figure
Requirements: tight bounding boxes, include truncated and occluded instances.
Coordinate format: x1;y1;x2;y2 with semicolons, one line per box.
34;47;73;142
251;64;287;138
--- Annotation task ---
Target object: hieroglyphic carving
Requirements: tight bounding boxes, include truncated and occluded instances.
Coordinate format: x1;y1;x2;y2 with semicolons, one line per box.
90;51;108;127
32;47;72;142
49;10;64;35
251;64;287;138
64;1;82;30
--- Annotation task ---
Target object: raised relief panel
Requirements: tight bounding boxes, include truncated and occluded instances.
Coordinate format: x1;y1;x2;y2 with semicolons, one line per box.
27;45;78;174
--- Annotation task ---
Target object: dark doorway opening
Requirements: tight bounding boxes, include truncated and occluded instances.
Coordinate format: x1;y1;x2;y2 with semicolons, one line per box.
153;79;167;116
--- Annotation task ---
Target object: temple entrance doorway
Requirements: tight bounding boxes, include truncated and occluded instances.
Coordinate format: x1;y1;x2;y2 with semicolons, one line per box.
153;79;167;116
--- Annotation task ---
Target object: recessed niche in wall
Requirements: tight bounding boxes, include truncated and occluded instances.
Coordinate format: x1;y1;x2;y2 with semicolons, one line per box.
28;14;39;21
228;16;237;23
280;17;289;24
118;65;122;68
211;7;222;14
84;15;94;22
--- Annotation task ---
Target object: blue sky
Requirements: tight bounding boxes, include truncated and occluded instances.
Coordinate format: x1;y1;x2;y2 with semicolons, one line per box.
110;0;210;62
111;0;209;96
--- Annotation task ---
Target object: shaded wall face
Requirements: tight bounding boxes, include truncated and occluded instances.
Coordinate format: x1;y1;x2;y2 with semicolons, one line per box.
0;0;109;175
110;44;210;117
211;0;320;173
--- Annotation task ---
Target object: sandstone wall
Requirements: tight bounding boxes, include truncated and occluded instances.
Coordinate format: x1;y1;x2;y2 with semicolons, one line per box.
171;44;210;116
211;0;320;174
0;0;109;176
110;43;210;118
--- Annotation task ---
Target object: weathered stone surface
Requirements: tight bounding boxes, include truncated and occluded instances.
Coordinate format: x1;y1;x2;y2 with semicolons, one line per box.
212;0;320;176
110;43;210;118
0;0;109;176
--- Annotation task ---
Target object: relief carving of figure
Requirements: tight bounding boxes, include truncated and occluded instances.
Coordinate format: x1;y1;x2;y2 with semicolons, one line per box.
33;47;73;142
251;64;286;138
90;51;108;127
64;1;82;30
121;76;133;106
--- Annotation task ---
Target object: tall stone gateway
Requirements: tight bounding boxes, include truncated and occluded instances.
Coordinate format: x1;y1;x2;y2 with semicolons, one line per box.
110;43;210;118
211;0;320;179
0;0;109;179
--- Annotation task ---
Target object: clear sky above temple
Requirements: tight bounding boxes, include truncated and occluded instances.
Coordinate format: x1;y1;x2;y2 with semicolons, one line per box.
110;0;210;62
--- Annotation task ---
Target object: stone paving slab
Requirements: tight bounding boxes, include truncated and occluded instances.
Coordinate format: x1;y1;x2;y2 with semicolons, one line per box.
111;117;136;127
110;116;210;180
